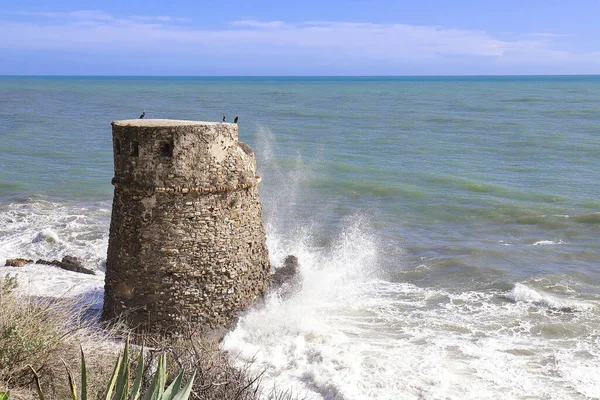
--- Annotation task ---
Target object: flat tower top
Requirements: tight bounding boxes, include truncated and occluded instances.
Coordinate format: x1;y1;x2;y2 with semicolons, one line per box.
112;119;231;127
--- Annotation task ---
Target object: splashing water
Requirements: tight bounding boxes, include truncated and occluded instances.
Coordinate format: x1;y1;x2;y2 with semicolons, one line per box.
223;124;600;400
0;196;110;269
1;97;600;398
505;283;592;312
0;196;108;303
224;215;383;400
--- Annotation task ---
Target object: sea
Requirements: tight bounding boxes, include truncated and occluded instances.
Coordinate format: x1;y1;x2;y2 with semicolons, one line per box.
1;76;599;399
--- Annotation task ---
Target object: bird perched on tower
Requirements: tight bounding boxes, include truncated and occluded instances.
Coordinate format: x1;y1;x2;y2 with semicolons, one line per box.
222;114;226;122
139;111;145;119
234;115;239;124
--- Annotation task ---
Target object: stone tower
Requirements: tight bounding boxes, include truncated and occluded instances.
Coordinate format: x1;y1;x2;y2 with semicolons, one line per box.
102;119;270;334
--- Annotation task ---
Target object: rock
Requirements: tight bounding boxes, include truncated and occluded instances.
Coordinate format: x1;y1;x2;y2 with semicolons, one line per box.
35;256;96;275
5;258;33;267
271;255;302;298
61;255;84;270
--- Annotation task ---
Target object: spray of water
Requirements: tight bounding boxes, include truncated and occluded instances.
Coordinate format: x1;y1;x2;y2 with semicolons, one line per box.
224;124;386;399
224;124;600;400
2;125;599;399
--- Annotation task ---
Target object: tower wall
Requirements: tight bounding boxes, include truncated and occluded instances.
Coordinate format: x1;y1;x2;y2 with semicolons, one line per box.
102;119;270;333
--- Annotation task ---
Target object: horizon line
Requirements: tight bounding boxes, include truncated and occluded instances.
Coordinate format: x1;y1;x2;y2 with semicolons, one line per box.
2;73;600;78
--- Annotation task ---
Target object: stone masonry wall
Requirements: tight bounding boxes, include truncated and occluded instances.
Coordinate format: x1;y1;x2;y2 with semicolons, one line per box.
102;119;270;333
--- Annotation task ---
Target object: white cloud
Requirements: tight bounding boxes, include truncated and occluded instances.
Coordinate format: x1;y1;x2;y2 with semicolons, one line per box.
231;20;287;29
131;15;188;23
0;14;509;57
12;10;116;21
529;32;568;38
0;11;599;74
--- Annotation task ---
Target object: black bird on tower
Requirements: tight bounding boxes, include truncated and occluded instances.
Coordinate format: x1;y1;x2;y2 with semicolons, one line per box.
234;115;239;124
139;111;145;119
222;114;226;122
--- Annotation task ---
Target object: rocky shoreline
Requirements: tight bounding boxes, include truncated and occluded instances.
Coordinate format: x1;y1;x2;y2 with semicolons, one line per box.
5;255;95;275
4;253;302;328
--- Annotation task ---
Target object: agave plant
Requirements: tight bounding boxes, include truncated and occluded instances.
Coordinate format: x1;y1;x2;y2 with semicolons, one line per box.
0;391;9;400
30;340;195;400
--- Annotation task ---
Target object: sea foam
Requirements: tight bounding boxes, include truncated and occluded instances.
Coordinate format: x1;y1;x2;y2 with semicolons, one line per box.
0;197;110;270
223;124;600;399
504;283;591;312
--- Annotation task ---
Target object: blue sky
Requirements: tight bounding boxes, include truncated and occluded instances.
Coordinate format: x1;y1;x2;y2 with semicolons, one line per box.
1;0;599;75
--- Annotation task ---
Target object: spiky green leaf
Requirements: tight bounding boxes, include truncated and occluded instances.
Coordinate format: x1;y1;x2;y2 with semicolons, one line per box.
131;342;144;400
162;371;184;400
102;353;123;400
170;372;196;400
113;340;130;400
130;343;145;400
142;353;166;400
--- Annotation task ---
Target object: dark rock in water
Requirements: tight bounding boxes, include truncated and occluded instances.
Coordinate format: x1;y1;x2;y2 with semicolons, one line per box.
558;306;574;313
62;255;83;269
5;258;33;267
58;256;95;275
35;256;95;275
271;255;302;298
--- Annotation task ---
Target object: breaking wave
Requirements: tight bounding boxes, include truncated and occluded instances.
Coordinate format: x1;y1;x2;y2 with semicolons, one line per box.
0;196;110;270
504;283;592;312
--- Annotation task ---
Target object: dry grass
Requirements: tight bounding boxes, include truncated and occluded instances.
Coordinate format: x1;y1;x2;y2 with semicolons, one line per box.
0;274;297;400
0;274;117;399
141;329;297;400
0;275;59;384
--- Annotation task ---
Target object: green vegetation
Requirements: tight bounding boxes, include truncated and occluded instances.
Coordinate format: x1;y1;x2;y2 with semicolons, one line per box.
30;341;194;400
0;274;67;386
0;274;293;400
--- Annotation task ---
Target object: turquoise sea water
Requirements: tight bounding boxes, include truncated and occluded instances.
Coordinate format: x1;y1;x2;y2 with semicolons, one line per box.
1;76;600;399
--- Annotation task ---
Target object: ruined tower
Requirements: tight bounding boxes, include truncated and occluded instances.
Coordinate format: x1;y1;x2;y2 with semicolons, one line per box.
102;119;270;333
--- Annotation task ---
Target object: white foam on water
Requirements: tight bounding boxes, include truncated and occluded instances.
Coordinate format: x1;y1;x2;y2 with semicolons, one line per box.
531;240;564;246
224;217;384;400
32;228;60;244
223;126;600;399
1;264;105;309
0;197;110;270
4;193;595;400
505;283;592;312
0;196;108;308
226;263;600;399
3;127;599;399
